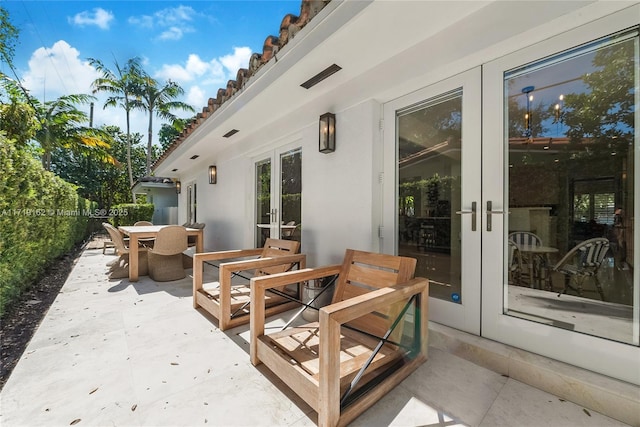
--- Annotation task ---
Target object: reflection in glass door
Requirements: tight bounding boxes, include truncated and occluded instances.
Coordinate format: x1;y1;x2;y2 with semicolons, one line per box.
504;29;638;346
255;159;271;247
384;68;481;334
398;91;463;303
483;23;639;384
255;148;302;247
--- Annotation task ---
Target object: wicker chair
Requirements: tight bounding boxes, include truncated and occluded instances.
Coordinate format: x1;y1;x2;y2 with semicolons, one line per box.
187;222;205;247
147;225;188;282
102;223;148;279
553;237;610;300
133;221;155;246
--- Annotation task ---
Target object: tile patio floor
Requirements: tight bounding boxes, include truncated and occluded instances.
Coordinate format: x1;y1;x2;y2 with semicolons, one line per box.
0;248;632;426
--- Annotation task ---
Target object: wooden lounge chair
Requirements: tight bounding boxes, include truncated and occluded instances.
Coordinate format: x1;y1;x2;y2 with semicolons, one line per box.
193;238;306;331
250;249;428;427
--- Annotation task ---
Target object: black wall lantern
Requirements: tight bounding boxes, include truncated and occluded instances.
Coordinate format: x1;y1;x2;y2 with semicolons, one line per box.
175;180;181;194
208;165;217;184
319;112;336;153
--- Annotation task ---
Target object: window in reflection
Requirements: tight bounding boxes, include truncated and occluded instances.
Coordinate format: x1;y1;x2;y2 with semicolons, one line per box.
504;28;638;345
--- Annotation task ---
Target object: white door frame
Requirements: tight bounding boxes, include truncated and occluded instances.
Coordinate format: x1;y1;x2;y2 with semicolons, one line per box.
481;10;639;385
382;67;482;334
252;142;302;244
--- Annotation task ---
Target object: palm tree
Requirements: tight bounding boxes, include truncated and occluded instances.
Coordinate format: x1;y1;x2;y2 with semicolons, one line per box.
136;76;194;175
89;57;144;202
32;94;113;171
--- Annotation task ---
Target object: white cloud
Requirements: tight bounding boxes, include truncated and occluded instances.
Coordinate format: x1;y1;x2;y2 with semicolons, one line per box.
186;86;206;109
155;5;196;26
21;41;150;138
186;55;210;77
129;6;197;40
156;48;251;90
220;47;252;76
128;15;153;28
69;8;114;30
22;40;100;99
158;27;193;40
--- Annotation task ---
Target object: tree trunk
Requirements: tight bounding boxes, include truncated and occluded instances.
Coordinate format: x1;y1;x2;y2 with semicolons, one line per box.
146;113;153;176
126;110;137;204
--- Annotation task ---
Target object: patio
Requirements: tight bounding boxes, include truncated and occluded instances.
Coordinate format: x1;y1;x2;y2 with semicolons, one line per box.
0;246;632;426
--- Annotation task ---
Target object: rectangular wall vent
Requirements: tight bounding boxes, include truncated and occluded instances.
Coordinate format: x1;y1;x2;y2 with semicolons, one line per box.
300;64;342;89
223;129;239;138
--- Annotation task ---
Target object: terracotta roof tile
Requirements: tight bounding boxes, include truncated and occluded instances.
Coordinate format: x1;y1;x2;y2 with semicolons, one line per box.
153;0;331;170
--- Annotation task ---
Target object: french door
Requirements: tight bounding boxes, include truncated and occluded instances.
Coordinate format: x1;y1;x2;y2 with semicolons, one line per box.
382;68;482;334
382;16;639;385
254;146;302;247
482;20;639;384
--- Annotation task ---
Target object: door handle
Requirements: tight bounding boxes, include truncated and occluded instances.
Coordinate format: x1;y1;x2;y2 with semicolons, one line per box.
270;208;278;223
486;201;506;232
455;201;477;231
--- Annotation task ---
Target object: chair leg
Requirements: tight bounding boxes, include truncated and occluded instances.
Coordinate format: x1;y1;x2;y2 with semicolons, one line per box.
595;277;606;301
558;275;574;297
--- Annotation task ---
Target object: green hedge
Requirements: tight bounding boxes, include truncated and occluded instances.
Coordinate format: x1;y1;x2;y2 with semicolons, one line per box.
109;203;154;227
0;138;94;317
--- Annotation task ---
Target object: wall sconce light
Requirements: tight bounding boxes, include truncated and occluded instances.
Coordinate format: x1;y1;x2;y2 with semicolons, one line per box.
208;165;217;184
175;180;181;194
319;112;336;153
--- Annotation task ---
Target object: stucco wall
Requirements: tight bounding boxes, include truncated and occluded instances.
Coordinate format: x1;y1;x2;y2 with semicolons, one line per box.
178;99;380;266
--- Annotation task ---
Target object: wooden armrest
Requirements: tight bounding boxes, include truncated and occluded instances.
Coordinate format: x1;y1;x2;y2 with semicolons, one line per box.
250;264;342;291
220;254;306;274
194;248;263;263
249;264;342;365
318;277;429;423
193;248;264;306
320;277;428;325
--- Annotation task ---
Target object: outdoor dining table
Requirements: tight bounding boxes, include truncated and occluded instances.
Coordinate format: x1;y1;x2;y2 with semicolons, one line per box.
118;225;204;282
518;244;559;290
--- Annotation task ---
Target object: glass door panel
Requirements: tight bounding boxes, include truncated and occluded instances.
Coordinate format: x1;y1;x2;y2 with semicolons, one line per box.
482;20;639;384
504;29;638;346
255;147;302;247
398;91;462;303
255;158;271;247
279;148;302;243
384;68;482;334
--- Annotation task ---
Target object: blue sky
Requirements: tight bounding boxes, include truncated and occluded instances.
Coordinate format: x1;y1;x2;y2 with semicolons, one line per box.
2;0;299;142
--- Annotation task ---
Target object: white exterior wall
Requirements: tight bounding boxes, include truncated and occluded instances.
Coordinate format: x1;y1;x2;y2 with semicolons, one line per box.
156;1;640;384
301;100;381;266
186;99;381;266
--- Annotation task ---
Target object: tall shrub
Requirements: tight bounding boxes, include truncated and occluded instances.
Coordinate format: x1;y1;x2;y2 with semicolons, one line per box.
0;137;94;317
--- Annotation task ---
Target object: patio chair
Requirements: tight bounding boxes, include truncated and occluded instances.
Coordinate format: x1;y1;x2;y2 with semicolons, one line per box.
193;238;306;331
187;222;206;247
250;249;428;427
508;240;523;286
133;220;155;246
553;237;610;301
147;225;188;282
281;220;297;238
509;231;542;285
102;223;149;279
